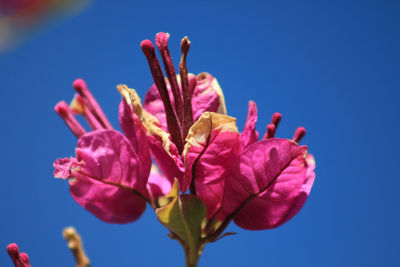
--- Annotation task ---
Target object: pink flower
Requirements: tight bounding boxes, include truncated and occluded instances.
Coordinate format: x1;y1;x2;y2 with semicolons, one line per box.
54;32;315;232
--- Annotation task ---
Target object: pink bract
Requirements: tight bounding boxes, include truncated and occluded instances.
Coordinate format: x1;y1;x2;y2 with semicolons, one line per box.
222;138;314;230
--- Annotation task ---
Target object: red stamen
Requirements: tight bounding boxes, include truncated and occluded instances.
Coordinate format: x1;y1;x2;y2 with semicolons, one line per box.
55;101;86;138
155;32;183;123
293;126;306;143
180;36;194;138
141;39;184;152
264;124;276;139
271;112;282;128
72;79;113;130
7;243;31;267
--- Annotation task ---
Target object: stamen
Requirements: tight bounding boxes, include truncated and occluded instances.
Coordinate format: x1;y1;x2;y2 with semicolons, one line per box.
7;243;31;267
55;101;86;138
262;112;282;139
271;112;282;128
180;36;194;138
264;124;276;139
293;126;306;143
155;32;183;122
71;94;104;131
141;39;184;152
72;79;113;130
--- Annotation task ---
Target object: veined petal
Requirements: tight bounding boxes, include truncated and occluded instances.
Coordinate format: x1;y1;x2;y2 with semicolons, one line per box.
69;179;146;224
74;130;148;195
222;138;315;230
240;101;259;149
58;129;149;223
183;112;240;217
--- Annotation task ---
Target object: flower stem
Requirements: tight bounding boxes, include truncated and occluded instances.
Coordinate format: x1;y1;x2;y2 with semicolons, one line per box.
184;245;199;267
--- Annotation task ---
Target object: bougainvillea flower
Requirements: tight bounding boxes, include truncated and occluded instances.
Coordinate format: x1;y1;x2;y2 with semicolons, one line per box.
7;243;31;267
54;32;315;233
0;0;90;52
54;80;151;224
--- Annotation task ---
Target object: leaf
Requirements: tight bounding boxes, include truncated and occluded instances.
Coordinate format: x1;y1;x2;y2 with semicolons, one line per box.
156;179;207;262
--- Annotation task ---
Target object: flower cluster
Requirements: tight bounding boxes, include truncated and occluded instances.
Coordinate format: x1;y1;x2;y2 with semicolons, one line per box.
52;32;315;264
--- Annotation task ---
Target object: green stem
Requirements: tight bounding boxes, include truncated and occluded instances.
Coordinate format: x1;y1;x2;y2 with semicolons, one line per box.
184;245;199;267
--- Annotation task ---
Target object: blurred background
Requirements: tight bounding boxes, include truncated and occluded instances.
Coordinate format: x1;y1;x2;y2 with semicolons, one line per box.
0;0;399;266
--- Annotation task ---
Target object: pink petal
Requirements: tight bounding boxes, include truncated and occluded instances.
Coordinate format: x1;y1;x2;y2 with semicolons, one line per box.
119;99;152;178
222;138;315;230
74;130;149;196
192;73;227;121
146;165;172;200
118;84;184;189
148;135;185;188
69;179;146;223
58;129;151;223
239;101;259;149
184;112;240;218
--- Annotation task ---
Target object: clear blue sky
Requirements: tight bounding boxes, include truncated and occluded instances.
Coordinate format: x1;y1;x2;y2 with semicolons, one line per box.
1;0;399;266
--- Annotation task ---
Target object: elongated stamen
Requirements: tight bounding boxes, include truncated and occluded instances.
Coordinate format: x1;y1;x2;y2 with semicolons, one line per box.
262;112;282;139
293;126;306;143
141;40;184;152
271;112;282;128
55;101;86;138
264;124;276;139
155;32;183;123
71;94;104;131
72;79;113;130
180;36;194;138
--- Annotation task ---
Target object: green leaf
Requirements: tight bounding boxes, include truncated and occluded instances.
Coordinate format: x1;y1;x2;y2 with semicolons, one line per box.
156;179;207;263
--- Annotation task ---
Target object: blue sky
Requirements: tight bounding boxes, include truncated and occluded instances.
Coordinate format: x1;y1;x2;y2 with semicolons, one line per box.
1;0;399;266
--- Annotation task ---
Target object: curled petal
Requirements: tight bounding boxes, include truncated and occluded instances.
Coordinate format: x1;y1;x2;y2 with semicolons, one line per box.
222;138;315;230
70;179;146;223
53;157;83;179
119;97;151;178
184;112;240;217
119;85;184;186
240;101;259;149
